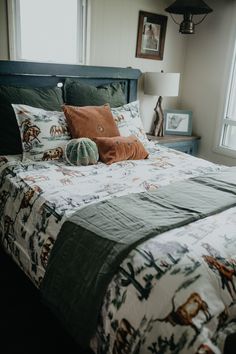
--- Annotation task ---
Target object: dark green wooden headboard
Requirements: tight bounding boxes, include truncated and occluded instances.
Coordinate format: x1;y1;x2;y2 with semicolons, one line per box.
0;60;141;103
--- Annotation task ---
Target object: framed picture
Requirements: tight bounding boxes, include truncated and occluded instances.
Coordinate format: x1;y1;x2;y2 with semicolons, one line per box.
164;110;193;136
136;11;167;60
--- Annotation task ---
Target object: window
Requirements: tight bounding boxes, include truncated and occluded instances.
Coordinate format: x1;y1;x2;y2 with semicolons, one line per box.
219;42;236;154
7;0;88;64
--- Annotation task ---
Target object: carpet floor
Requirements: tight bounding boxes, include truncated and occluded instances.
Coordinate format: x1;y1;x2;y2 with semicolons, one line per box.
0;247;92;354
1;247;235;354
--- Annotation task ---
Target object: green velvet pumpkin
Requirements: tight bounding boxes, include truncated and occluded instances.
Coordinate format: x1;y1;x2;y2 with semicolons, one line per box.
65;138;99;166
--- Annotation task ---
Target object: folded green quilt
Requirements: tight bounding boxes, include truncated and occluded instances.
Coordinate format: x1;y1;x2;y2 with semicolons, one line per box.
40;167;236;349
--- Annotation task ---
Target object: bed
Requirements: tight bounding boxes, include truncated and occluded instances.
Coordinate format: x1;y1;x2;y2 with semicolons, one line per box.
1;60;236;354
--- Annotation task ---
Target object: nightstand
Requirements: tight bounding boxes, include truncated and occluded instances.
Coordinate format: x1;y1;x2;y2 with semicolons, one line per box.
146;134;200;156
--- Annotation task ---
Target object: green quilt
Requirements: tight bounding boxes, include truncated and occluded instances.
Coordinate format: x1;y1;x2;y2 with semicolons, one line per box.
40;167;236;349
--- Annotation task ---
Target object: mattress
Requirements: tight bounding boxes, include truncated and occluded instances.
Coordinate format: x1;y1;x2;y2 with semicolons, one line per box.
1;143;236;354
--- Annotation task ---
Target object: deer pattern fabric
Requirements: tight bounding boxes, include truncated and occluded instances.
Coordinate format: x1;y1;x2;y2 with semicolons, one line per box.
12;104;71;162
1;143;236;354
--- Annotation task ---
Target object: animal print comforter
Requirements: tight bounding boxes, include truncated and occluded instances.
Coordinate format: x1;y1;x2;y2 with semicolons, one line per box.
1;143;236;354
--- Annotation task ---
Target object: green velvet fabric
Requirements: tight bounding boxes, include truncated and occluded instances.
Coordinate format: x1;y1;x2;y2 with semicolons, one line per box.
0;96;22;155
0;85;63;111
40;167;236;350
64;79;126;107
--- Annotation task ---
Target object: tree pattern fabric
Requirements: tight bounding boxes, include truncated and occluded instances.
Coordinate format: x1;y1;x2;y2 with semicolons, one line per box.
1;143;236;354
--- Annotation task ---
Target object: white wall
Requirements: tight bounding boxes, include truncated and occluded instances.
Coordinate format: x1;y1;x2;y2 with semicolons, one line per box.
181;0;236;165
89;0;187;133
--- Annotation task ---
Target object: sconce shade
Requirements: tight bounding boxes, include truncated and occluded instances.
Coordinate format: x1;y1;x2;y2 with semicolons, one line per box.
165;0;213;15
165;0;213;34
144;72;180;97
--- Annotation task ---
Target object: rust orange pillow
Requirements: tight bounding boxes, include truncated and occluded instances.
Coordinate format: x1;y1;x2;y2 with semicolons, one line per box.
93;135;149;165
62;104;120;139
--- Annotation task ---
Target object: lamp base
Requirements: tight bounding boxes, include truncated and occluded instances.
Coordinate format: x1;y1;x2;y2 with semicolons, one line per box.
152;96;164;137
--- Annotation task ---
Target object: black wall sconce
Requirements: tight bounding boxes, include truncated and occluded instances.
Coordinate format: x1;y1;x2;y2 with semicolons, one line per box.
165;0;213;34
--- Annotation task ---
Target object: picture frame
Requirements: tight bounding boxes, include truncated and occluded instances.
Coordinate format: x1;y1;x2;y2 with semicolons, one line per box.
136;11;167;61
164;110;193;136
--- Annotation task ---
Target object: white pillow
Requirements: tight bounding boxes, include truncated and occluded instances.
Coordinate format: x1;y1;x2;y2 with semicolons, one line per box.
12;104;71;161
111;100;149;145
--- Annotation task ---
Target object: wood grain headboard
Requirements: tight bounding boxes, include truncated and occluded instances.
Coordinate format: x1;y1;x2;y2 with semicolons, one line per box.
0;60;141;103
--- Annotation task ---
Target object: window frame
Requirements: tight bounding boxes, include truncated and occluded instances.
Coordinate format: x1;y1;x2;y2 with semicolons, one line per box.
214;33;236;159
7;0;89;65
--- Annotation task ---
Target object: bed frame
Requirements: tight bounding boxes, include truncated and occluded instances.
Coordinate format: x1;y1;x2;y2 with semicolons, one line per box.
0;60;141;354
0;60;141;103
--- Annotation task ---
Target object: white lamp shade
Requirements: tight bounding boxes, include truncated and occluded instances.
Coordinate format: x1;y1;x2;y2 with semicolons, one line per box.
144;72;180;97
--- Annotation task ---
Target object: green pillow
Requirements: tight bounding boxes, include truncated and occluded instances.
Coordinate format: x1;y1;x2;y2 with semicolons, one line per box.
0;97;22;155
0;85;63;111
64;79;126;108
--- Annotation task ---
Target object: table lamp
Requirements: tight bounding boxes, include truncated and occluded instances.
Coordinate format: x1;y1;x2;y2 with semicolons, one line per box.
144;72;180;137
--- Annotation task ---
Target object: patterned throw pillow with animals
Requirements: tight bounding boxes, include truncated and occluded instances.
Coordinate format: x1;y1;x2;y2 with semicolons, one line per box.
111;100;149;145
12;104;71;162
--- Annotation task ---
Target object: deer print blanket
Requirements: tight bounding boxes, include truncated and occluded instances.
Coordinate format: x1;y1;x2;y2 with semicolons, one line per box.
1;143;236;354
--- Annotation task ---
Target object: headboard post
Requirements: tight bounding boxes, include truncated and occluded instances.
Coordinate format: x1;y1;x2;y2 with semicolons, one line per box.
0;61;141;104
